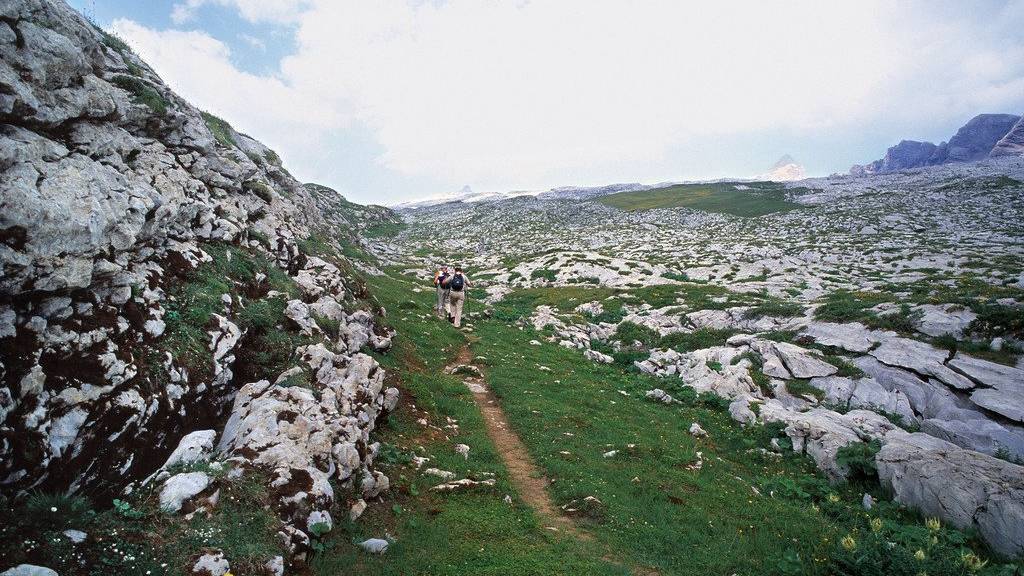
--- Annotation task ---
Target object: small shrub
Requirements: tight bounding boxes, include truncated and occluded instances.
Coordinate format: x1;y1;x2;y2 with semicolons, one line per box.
742;299;804;319
785;379;824;401
25;492;94;529
112;498;146;520
313;313;341;338
825;355;865;378
110;75;168;115
238;298;286;332
264;149;283;166
201;111;238;148
658;328;736;352
697;391;730;412
815;290;891;323
836;439;881;484
530;268;557;282
613;321;659;348
244;180;274;204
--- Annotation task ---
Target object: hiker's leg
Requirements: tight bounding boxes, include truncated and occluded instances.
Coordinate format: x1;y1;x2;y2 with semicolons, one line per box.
444;289;451;315
435;286;444;316
451;292;465;327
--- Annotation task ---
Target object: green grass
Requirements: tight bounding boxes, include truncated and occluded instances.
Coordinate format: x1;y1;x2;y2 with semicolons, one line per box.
363;220;407;239
312;271;622;575
597;182;803;217
110;75;168;115
463;298;1012;575
814;290;893;324
201;111;238;148
0;469;285;575
162;242;302;379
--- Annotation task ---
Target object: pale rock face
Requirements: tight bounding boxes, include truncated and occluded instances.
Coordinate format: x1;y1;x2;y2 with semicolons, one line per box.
800;321;889;354
0;566;60;576
191;550;231;575
766;341;838;379
877;432;1024;558
0;0;399;562
760;405;896;482
145;430;217;484
990;115;1024;157
636;346;758;399
159;471;211;513
870;337;974;390
912;304;977;339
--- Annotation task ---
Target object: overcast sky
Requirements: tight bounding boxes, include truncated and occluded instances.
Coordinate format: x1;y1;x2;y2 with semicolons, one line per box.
73;0;1024;205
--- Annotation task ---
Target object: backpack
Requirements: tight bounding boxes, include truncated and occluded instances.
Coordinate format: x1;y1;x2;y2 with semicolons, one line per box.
436;272;449;287
449;274;465;291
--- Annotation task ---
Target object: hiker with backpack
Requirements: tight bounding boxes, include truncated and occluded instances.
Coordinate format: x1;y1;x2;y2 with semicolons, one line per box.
434;265;452;319
443;266;472;327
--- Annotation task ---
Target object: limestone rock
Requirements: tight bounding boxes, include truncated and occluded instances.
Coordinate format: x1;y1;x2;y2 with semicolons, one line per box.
0;566;59;576
869;337;974;390
990;114;1024;157
877;432;1024;558
159;471;211;513
191;551;230;575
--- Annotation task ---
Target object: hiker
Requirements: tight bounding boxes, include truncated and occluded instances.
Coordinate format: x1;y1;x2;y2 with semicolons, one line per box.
434;265;451;318
443;266;472;327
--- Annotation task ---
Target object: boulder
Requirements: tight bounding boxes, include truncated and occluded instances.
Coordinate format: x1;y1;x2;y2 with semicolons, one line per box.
0;566;59;576
159;471;211;513
921;418;1024;460
757;340;837;379
760;404;896;482
877;432;1024;558
191;550;230;575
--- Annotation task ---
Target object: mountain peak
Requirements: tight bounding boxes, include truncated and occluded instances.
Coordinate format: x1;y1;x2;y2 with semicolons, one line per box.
758;155;806;181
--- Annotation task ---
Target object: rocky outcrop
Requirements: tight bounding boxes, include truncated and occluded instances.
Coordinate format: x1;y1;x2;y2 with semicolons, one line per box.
851;113;1021;174
0;0;399;565
851;140;939;175
942;114;1022;163
990;115;1024;157
877;432;1024;558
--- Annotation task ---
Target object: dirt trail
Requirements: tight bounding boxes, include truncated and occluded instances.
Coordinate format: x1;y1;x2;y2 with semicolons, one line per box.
447;344;583;536
445;342;661;576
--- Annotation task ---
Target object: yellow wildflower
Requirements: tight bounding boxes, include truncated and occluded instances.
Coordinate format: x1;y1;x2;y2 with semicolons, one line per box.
840;535;856;551
960;552;988;573
870;518;883;532
925;517;941;532
828;493;840;503
914;549;926;561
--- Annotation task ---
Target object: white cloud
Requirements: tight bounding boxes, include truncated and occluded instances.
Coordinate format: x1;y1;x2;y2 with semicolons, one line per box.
110;19;348;166
171;0;310;25
116;0;1024;201
238;33;266;51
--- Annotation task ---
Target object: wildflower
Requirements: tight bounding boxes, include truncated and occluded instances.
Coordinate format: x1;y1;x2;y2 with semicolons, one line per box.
841;535;856;551
960;552;988;573
828;493;840;503
50;507;57;512
925;517;941;532
870;518;883;532
915;549;926;561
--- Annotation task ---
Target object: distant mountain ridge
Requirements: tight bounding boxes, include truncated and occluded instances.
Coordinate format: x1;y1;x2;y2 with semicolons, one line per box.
852;113;1022;175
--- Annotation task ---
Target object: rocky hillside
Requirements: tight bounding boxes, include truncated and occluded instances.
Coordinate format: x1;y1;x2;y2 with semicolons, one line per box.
852;113;1022;175
1;0;399;571
992;115;1024;158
